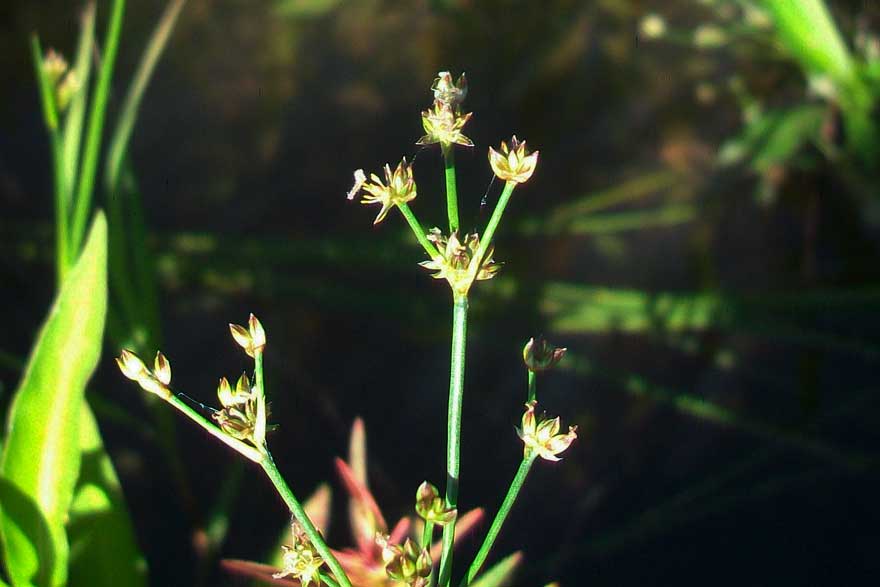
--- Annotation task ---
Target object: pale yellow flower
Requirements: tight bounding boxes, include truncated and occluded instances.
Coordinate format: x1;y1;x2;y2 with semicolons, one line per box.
517;401;577;462
488;136;538;183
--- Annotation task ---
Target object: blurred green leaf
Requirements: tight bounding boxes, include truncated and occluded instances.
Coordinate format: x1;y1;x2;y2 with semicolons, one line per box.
469;551;522;587
0;213;107;587
717;105;824;172
61;2;96;206
274;0;341;18
66;403;146;587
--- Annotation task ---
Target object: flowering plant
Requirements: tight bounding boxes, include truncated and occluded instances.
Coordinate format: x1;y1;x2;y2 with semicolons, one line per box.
117;72;576;587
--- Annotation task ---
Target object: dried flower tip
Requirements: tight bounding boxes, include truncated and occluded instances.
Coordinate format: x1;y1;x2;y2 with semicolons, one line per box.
248;314;266;352
153;351;172;386
417;102;473;148
415;481;457;525
419;230;500;296
116;349;172;400
347;168;367;200
517;400;578;462
229;314;266;358
431;71;468;108
522;337;567;372
43;49;68;85
359;158;418;224
117;349;147;381
272;522;325;587
488;135;539;184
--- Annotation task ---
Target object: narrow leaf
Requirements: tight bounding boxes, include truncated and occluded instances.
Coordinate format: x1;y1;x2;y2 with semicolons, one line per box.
61;2;96;204
0;212;108;587
469;551;522;587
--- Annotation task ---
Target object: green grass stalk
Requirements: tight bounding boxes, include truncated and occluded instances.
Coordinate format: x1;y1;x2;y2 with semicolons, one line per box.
442;144;459;233
462;454;537;586
398;202;440;258
70;0;125;254
260;453;353;587
527;371;536;402
438;294;469;587
473;182;515;268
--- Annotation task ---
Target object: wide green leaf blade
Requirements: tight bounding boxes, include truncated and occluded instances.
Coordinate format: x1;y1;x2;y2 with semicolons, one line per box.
66;403;147;587
0;212;108;587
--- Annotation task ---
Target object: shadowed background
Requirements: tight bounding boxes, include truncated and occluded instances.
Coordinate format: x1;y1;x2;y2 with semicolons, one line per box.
2;0;879;586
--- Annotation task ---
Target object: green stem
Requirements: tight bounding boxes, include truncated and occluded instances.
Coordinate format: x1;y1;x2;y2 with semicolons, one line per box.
254;349;267;446
398;202;440;258
422;520;435;549
70;0;125;254
438;294;469;587
29;35;69;281
165;394;263;462
260;453;353;587
527;371;536;403
442;144;459;233
473;182;516;268
318;571;341;587
462;454;537;586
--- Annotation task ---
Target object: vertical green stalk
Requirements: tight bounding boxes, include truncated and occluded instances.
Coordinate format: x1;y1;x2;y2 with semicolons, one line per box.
442;144;459;233
473;182;516;268
30;35;69;282
70;0;125;254
398;202;441;259
527;371;536;403
462;454;537;586
253;349;267;449
259;454;353;587
438;294;469;587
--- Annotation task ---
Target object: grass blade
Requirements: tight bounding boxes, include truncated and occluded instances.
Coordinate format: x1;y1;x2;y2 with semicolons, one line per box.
70;0;125;255
61;2;96;206
0;213;107;587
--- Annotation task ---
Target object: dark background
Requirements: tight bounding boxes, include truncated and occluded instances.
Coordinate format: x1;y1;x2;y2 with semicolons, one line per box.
2;1;880;585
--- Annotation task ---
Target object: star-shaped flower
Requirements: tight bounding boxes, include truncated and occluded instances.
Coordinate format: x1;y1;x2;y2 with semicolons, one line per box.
517;401;577;462
488;136;539;184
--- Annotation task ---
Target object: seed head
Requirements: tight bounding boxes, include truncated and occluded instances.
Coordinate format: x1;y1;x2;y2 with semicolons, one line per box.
431;71;468;109
229;313;266;358
417;102;473;148
415;481;457;525
116;349;172;400
522;337;567;372
418;230;500;296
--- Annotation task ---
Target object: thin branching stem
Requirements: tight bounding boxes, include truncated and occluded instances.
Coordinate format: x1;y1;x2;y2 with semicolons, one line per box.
443;144;459;233
164;394;263;462
527;371;536;402
474;181;516;267
260;452;353;587
462;454;537;586
398;202;440;258
438;294;469;587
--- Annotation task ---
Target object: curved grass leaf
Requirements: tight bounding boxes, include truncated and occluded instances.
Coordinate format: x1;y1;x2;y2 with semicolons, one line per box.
469;551;522;587
66;403;146;587
0;213;107;587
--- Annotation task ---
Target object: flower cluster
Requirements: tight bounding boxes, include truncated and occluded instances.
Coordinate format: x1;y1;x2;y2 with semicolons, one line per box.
419;229;500;296
42;48;79;112
116;350;173;400
522;337;567;372
272;522;326;587
415;481;457;525
356;159;418;224
488;135;538;184
212;373;259;442
517;401;578;462
377;536;432;587
229;313;266;358
418;71;473;148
